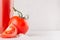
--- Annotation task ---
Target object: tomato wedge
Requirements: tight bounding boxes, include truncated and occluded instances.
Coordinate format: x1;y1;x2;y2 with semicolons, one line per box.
1;23;17;38
9;16;29;34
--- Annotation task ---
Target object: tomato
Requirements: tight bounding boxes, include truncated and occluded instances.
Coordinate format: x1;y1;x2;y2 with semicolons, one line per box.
1;23;17;38
9;16;28;34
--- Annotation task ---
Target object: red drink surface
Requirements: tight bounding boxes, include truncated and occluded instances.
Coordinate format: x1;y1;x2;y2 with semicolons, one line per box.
2;0;10;31
0;0;12;33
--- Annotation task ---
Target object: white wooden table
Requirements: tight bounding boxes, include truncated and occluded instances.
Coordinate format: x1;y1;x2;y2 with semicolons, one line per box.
29;31;60;40
0;31;60;40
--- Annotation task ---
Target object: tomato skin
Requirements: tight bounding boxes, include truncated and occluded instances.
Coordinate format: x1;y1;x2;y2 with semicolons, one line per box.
1;23;17;38
9;16;29;34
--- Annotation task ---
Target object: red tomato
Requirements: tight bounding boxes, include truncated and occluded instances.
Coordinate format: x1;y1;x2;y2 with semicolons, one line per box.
9;16;29;34
1;23;17;38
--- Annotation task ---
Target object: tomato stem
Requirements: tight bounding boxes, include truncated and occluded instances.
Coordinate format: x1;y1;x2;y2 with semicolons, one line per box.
13;7;29;20
13;7;23;18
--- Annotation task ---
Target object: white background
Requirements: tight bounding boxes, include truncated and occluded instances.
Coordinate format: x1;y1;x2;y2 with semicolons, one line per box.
14;0;60;31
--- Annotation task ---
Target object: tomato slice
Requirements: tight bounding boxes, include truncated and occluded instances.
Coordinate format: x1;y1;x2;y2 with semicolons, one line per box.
1;23;17;38
9;16;29;34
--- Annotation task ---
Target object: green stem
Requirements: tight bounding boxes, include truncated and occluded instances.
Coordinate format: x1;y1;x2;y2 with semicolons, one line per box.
13;7;29;20
13;7;23;18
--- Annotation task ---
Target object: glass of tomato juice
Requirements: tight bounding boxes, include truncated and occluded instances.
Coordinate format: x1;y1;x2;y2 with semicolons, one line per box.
0;0;13;33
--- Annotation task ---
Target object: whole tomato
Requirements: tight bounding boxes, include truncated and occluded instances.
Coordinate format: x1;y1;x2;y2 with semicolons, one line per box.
9;16;29;34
